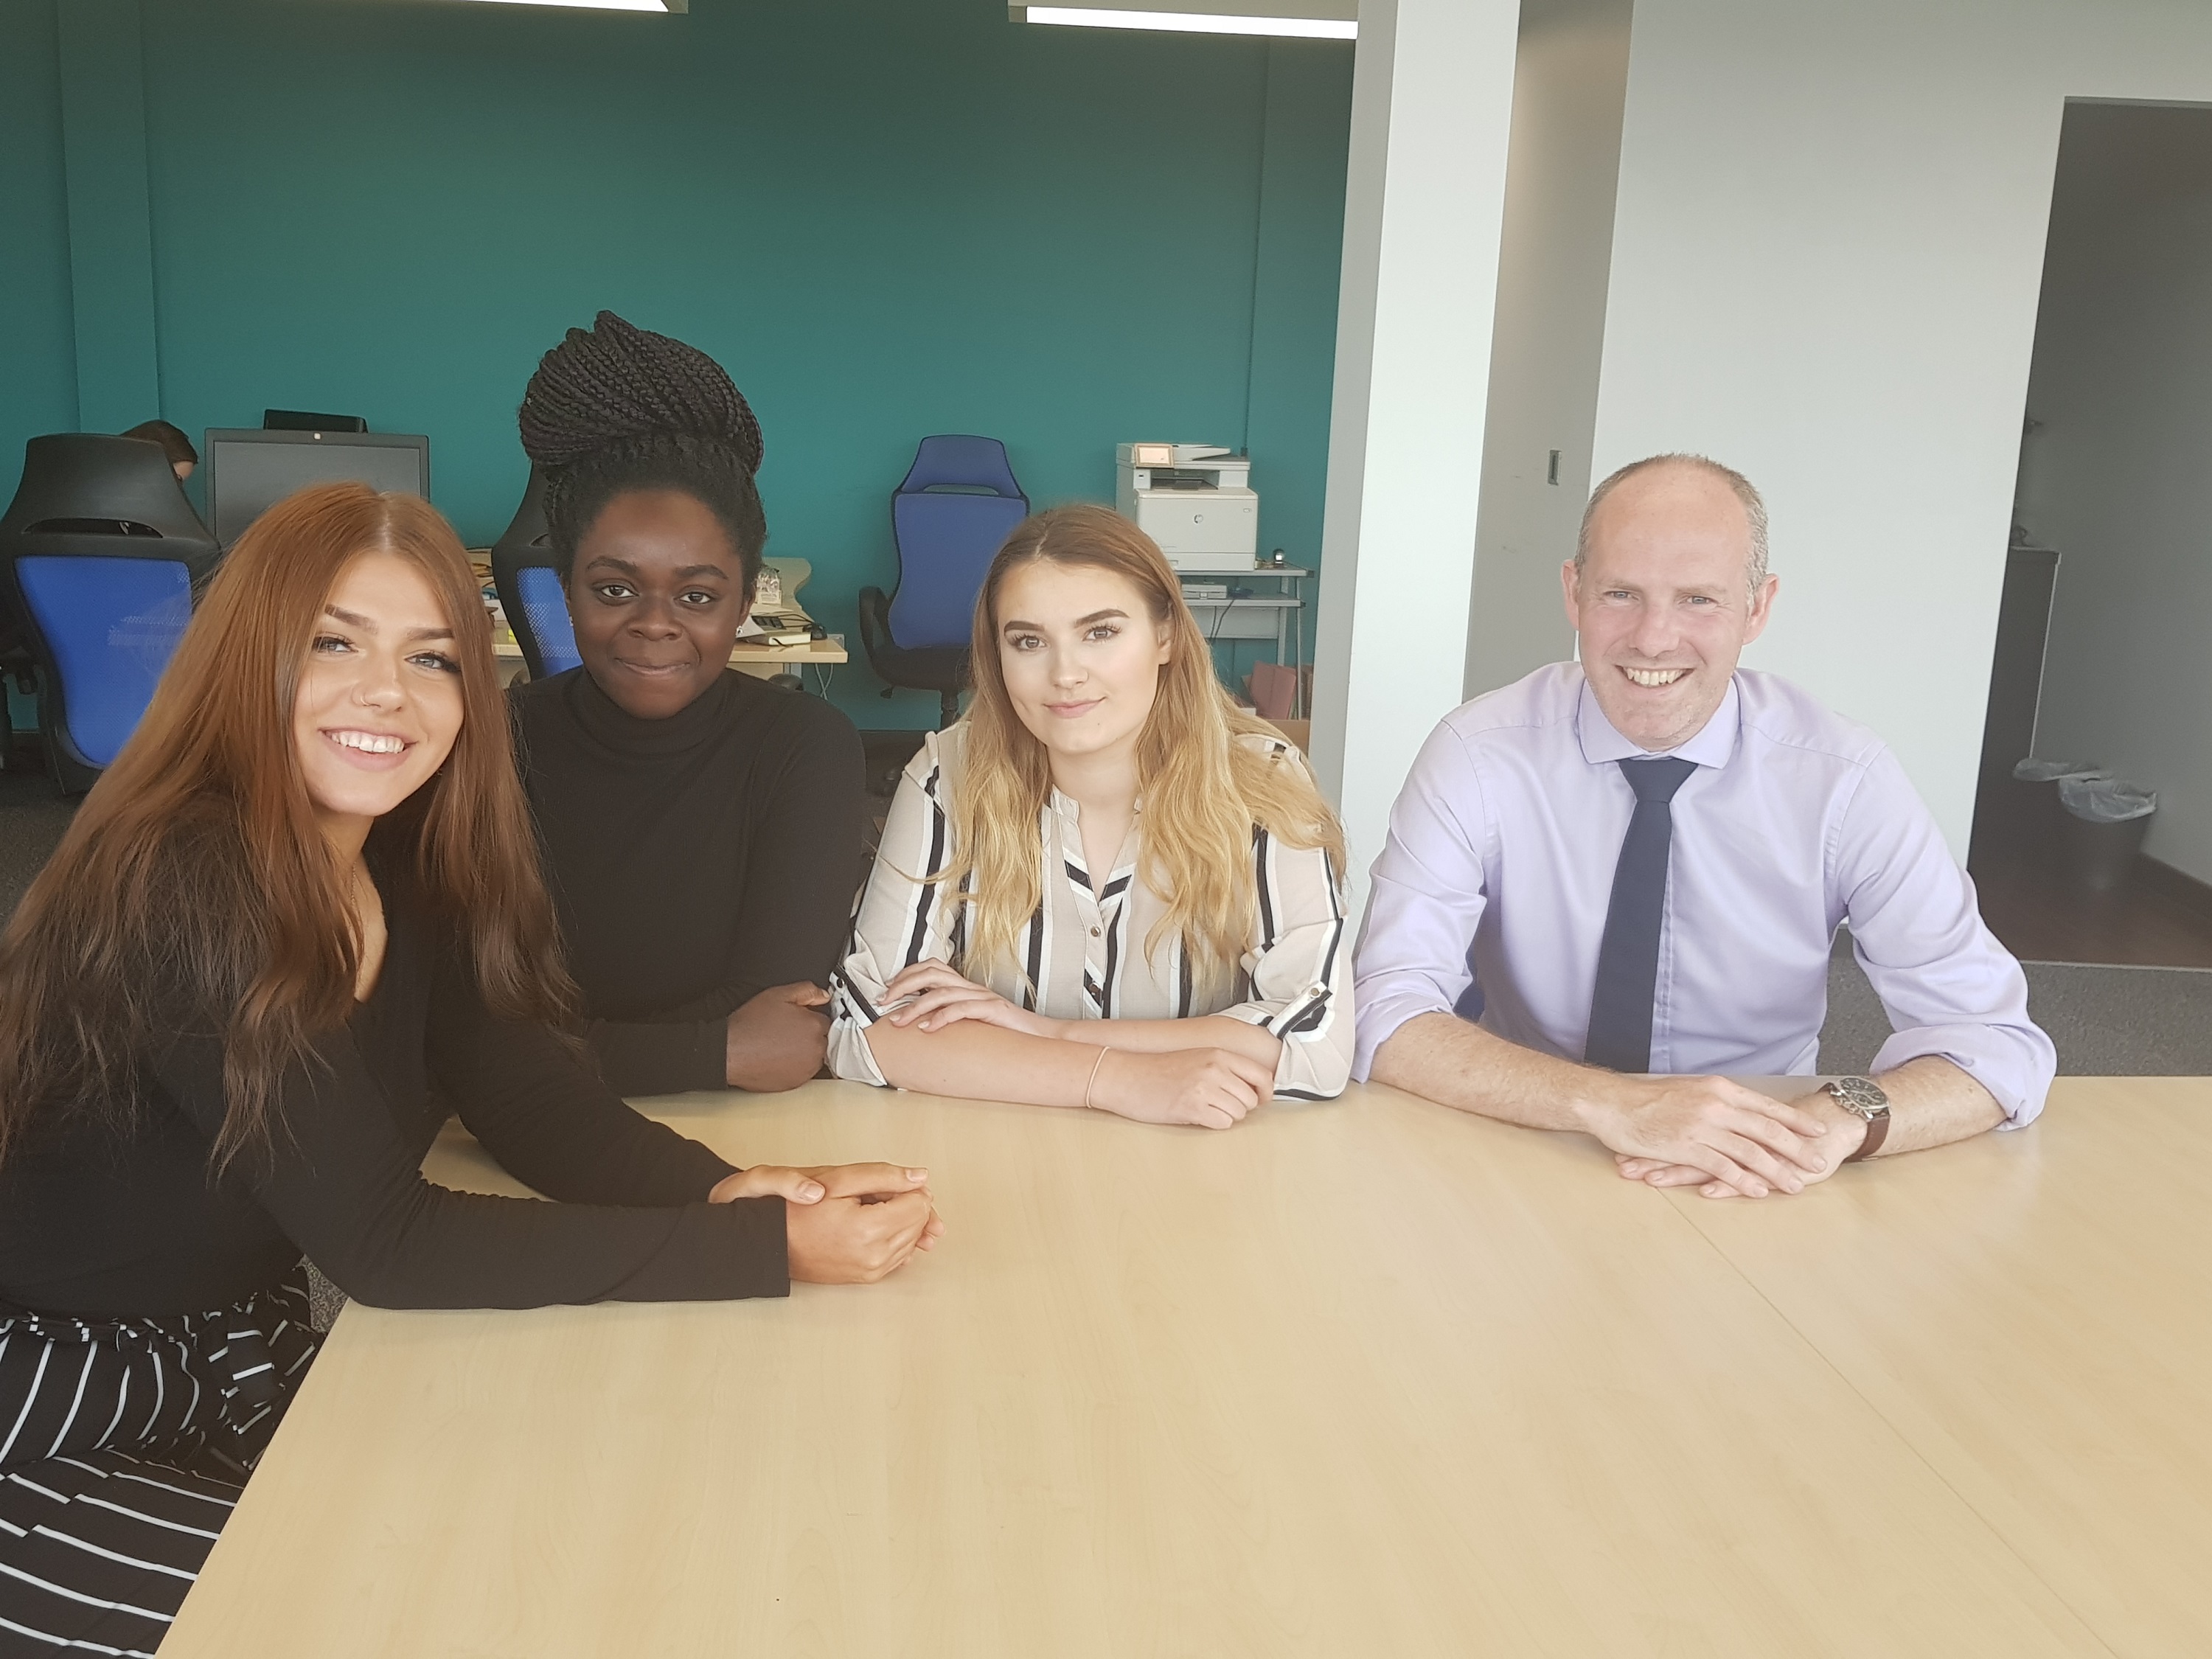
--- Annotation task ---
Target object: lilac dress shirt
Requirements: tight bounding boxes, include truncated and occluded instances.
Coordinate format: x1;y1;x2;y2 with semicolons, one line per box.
1352;664;2054;1124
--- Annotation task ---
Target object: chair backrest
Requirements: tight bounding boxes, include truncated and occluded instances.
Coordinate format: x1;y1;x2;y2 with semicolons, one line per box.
1;434;219;779
515;566;582;676
0;434;218;565
888;436;1028;650
488;467;582;678
10;555;192;768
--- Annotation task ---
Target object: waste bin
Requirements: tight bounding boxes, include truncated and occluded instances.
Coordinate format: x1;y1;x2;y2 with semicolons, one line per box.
2056;775;2157;895
2006;758;2106;871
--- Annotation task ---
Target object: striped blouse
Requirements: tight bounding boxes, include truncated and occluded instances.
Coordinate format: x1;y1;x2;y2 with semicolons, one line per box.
828;725;1354;1100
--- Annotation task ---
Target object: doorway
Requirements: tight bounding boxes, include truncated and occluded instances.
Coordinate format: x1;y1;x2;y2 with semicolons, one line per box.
1969;99;2212;967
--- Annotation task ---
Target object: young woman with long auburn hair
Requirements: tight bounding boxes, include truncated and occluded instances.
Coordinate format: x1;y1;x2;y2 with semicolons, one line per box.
0;483;936;1657
827;504;1353;1124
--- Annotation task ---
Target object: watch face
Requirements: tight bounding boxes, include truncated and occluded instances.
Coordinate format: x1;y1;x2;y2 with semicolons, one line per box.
1829;1077;1888;1116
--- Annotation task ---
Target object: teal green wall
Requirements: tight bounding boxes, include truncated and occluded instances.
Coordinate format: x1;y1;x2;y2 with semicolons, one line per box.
1;0;78;739
6;0;1351;728
60;0;164;430
0;0;78;464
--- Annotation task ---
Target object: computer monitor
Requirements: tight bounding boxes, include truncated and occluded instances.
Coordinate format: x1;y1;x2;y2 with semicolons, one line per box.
204;428;431;546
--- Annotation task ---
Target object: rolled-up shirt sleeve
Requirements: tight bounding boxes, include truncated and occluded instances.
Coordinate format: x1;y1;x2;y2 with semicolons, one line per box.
1838;750;2056;1125
827;754;956;1088
1211;833;1354;1099
1351;721;1492;1081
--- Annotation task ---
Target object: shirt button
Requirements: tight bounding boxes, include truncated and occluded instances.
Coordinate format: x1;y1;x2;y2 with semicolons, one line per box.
1090;926;1102;938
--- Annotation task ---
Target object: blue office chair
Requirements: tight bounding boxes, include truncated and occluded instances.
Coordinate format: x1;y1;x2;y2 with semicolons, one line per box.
858;436;1029;728
489;467;583;680
0;434;218;793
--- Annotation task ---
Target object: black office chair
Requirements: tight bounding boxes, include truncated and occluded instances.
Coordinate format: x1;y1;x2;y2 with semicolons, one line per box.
0;588;34;764
488;467;583;681
858;436;1029;728
0;434;219;793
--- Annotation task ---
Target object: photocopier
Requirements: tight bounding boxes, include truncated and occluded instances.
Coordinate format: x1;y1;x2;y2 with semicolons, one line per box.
1115;442;1257;573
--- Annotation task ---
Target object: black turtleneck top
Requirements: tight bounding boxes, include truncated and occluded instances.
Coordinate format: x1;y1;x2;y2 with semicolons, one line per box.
509;667;866;1097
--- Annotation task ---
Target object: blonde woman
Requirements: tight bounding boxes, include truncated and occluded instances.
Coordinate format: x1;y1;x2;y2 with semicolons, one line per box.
830;504;1351;1126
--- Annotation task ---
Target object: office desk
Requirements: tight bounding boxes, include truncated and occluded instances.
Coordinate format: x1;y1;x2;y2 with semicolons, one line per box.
1182;565;1311;676
163;1079;2206;1657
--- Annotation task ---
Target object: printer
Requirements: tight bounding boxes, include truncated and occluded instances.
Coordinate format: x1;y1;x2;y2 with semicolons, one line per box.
1116;442;1257;573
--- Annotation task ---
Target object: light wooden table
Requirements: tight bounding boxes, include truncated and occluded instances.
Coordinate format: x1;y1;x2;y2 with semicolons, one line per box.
162;1079;2208;1658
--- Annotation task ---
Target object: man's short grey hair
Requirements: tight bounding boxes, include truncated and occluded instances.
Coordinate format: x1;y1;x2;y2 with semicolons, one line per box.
1572;453;1770;597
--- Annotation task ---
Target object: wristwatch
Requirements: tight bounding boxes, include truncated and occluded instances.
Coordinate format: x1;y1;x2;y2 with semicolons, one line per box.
1821;1076;1891;1162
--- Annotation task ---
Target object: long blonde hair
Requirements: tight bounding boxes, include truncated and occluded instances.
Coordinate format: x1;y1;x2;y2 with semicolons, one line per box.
942;504;1344;992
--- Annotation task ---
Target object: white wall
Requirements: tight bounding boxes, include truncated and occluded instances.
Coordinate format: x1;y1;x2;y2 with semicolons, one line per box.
1464;0;1632;700
1311;0;1520;902
1587;0;2212;854
2017;102;2212;883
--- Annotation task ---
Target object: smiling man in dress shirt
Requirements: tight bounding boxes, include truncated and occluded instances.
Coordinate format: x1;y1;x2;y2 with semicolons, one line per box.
1352;453;2054;1198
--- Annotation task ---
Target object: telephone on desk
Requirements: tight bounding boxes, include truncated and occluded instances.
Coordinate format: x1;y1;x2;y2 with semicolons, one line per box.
742;611;828;647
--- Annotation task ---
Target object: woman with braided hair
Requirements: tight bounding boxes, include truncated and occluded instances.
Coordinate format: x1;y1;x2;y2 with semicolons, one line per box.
509;312;866;1098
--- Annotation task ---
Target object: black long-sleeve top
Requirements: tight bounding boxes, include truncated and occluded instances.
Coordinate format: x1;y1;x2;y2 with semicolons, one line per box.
0;849;788;1318
509;667;866;1096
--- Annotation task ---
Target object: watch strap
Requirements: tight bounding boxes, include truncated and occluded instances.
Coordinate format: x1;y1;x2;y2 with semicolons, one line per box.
1825;1077;1891;1163
1843;1107;1889;1162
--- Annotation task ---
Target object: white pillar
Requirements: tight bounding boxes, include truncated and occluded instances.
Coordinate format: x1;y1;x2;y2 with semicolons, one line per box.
1309;0;1523;908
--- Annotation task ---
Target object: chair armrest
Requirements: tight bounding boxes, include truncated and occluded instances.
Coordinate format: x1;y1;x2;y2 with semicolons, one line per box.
858;585;897;658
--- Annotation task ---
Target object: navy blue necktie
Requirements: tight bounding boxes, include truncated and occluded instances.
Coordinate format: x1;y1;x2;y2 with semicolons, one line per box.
1584;756;1697;1072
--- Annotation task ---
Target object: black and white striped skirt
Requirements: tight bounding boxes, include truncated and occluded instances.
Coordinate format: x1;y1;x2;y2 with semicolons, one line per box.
0;1276;320;1657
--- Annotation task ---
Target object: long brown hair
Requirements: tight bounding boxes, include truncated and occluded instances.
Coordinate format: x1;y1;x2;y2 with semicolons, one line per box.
0;482;574;1170
943;504;1346;994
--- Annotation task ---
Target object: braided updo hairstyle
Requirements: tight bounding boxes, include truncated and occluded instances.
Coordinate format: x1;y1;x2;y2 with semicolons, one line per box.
518;310;768;585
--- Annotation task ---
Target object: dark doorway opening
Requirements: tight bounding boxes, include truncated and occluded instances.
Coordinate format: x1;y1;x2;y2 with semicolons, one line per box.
1970;100;2212;967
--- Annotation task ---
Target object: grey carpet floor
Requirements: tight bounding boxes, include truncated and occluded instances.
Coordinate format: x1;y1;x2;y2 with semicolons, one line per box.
0;768;77;920
2;776;2202;1076
1820;936;2212;1076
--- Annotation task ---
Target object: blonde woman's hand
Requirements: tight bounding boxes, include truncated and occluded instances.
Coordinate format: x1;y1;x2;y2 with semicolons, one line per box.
878;960;1063;1039
1088;1047;1276;1130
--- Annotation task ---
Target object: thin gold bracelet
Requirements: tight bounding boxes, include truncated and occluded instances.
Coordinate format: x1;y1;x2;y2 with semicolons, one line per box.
1082;1045;1110;1110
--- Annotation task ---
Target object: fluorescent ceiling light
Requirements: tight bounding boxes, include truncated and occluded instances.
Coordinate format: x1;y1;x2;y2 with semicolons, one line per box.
1018;6;1355;40
454;0;684;11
